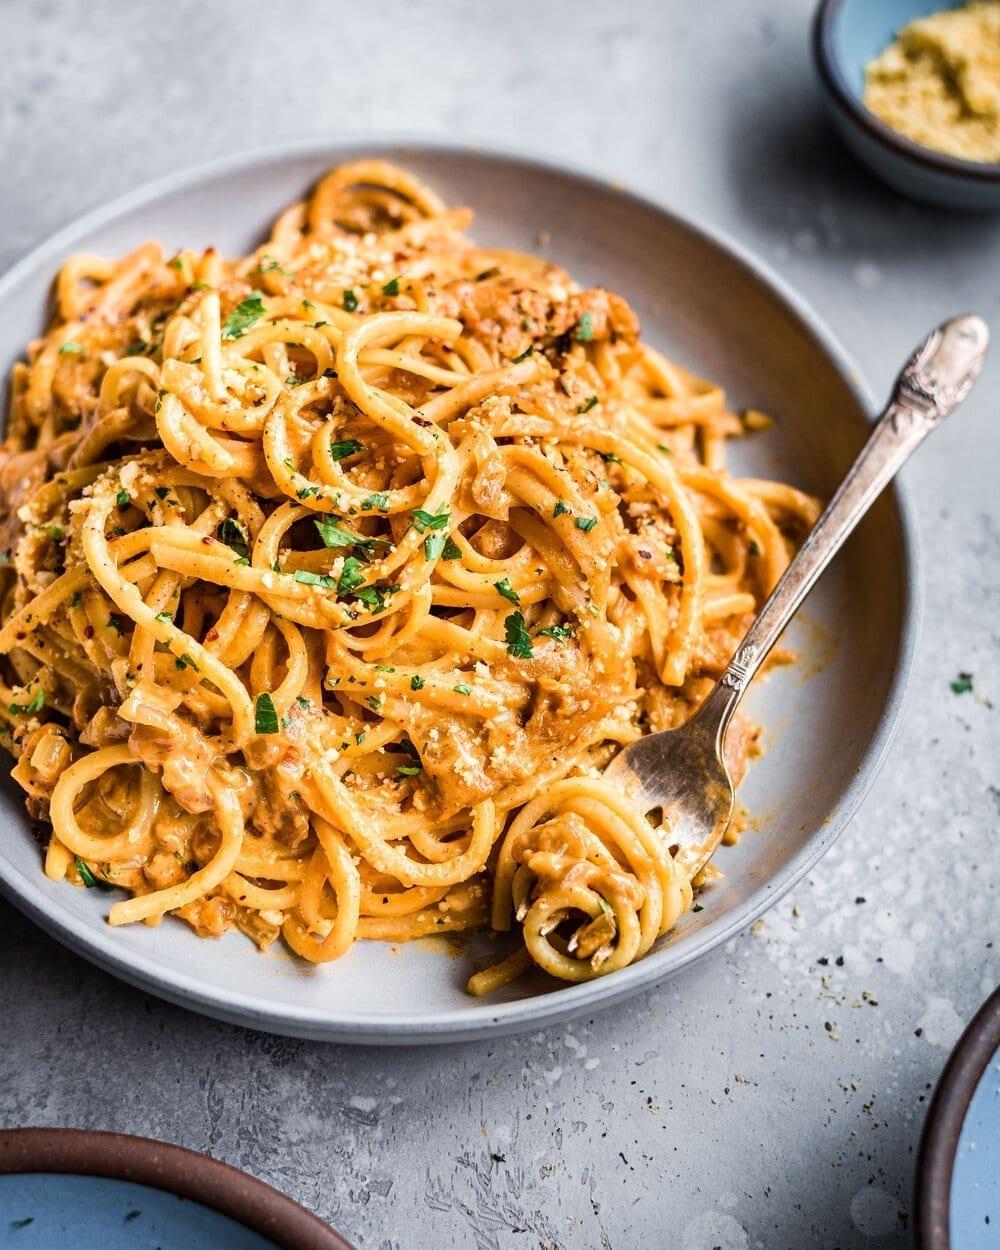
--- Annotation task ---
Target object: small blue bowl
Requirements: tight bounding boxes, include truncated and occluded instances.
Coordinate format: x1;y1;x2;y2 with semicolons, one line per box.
917;986;1000;1249
813;0;1000;209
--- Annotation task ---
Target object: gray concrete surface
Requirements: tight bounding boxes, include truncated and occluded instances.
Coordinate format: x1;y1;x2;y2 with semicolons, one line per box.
1;2;998;1247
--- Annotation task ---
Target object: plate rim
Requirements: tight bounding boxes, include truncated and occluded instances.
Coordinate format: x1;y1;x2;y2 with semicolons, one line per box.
0;1126;353;1249
916;985;1000;1249
0;136;921;1043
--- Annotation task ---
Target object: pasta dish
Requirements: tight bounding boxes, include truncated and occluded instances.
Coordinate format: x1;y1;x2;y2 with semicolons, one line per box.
0;161;818;995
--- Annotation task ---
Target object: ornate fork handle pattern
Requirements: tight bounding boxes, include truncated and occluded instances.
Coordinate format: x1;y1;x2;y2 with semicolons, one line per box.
706;315;988;739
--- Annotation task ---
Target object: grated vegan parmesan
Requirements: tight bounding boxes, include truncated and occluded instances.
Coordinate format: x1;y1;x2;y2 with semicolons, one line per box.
864;1;1000;163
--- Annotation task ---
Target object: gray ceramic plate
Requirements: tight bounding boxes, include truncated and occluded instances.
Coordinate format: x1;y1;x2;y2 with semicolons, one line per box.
0;140;916;1044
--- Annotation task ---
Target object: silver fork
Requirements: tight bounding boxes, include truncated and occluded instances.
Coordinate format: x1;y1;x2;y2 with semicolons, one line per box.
603;314;989;878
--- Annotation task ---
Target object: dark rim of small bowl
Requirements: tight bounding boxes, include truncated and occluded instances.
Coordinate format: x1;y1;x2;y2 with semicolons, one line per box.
0;1128;354;1250
915;985;1000;1249
812;0;1000;183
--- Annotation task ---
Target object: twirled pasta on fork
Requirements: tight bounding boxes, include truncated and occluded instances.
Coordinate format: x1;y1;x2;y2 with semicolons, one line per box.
0;161;818;993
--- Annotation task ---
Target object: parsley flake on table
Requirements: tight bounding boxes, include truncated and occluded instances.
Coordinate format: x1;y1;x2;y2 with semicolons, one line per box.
950;672;974;695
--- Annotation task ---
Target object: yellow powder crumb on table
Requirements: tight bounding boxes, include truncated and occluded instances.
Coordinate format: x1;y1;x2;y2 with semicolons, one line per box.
864;1;1000;163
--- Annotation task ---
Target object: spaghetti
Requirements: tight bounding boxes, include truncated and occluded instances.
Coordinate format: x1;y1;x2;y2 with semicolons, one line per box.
0;161;819;994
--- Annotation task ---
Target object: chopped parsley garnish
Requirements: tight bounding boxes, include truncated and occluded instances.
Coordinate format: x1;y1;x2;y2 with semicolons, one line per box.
58;341;83;355
9;688;46;716
494;578;520;605
453;684;472;696
573;311;594;342
410;674;426;690
296;695;310;708
424;531;448;560
692;903;704;912
504;611;534;659
74;858;99;888
656;443;673;455
553;500;571;518
219;517;250;558
597;450;622;465
396;739;422;777
254;254;292;277
491;1153;506;1163
154;611;172;624
314;516;389;551
167;256;184;270
154;486;170;499
951;673;974;695
537;624;572;640
337;556;366;596
330;438;365;461
441;536;462;560
353;583;399;613
367;696;382;713
512;345;533;363
411;507;450;533
360;492;389;512
116;490;130;507
355;731;366;745
574;516;598;532
577;395;599;414
664;545;677;563
381;277;401;296
294;569;338;590
68;592;82;608
175;653;198;671
748;539;762;557
254;692;279;734
343;288;359;312
221;291;267;339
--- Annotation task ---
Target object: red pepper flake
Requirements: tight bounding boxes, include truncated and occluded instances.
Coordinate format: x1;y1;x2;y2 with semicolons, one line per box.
83;625;94;639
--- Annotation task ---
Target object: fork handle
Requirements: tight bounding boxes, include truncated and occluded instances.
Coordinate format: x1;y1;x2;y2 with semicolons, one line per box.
695;314;988;742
